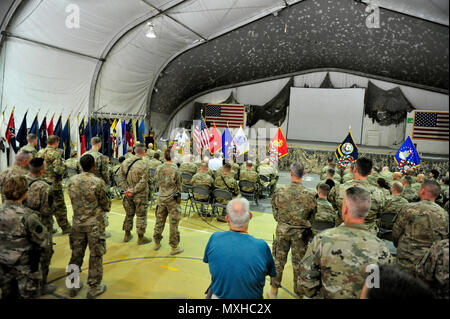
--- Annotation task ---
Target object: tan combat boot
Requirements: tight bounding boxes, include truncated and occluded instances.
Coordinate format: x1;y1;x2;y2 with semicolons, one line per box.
123;231;133;242
137;234;152;245
86;284;107;299
153;242;161;251
170;246;184;255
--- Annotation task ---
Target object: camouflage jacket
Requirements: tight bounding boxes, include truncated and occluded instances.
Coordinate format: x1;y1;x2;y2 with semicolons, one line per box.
191;172;214;200
380;171;393;182
271;182;316;229
415;239;449;299
313;198;336;224
384;194;409;215
19;144;37;158
0;164;29;200
402;185;418;202
179;162;197;185
411;182;422;193
342;173;353;183
239;168;260;192
65;158;81;175
329;179;385;230
23;174;54;229
149;158;163;169
67;172;111;228
215;166;237;180
154;163;181;201
83;149;110;184
124;153;133;159
146;149;155;159
367;172;382;186
0;200;48;266
118;155;151;197
36;146;66;184
299;222;392;299
393;200;449;274
214;174;239;196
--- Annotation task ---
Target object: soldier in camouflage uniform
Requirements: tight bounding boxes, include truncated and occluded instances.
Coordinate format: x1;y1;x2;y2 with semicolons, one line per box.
393;179;449;275
411;173;425;193
437;176;449;208
82;137;110;185
376;177;391;197
416;239;449;299
401;175;418;202
67;154;110;299
320;168;341;186
0;176;48;298
18;133;37;158
179;155;197;185
342;163;354;183
299;186;392;299
191;163;214;215
65;150;81;177
36;135;71;234
405;168;417;184
239;161;260;195
329;157;385;233
311;184;336;236
380;166;394;184
146;143;155;159
267;162;316;299
0;151;31;202
367;166;382;186
257;158;278;196
213;164;240;222
378;181;408;230
153;149;183;255
321;157;335;177
124;147;133;159
113;156;126;175
23;158;56;295
118;145;152;245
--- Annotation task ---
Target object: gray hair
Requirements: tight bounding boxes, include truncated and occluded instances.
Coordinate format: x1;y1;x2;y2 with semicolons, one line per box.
226;197;250;228
15;151;32;164
343;186;371;219
290;162;305;178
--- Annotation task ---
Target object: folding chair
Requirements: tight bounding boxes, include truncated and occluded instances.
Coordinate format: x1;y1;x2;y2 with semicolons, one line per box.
239;180;258;206
379;212;397;230
190;186;212;217
258;174;271;198
212;189;233;222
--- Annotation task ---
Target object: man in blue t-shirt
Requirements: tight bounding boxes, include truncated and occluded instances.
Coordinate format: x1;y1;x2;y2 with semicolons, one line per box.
203;197;276;299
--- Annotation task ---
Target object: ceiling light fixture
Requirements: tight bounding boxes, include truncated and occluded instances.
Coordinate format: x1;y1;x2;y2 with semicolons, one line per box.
146;22;156;38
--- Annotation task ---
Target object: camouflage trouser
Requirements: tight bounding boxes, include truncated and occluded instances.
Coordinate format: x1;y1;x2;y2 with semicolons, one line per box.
52;184;70;230
0;256;42;299
270;228;308;297
68;225;106;290
122;194;148;235
153;198;181;248
41;235;54;286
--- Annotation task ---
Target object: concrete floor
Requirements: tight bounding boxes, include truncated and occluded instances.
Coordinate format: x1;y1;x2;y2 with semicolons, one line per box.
41;171;318;299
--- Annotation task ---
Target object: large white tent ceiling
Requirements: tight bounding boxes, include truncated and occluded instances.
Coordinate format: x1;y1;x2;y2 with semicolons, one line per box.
0;0;448;132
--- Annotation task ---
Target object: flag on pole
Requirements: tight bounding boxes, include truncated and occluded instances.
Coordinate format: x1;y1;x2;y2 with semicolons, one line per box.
193;114;210;151
138;119;146;143
79;117;85;154
61;117;71;159
39;116;47;149
132;118;138;146
83;118;91;152
233;126;249;156
209;123;222;155
222;125;234;159
110;118;117;158
394;135;420;168
117;119;124;157
5;108;18;153
16;111;28;148
54;115;62;139
47;115;54;136
335;130;358;168
30;114;39;149
121;119;126;156
269;127;288;163
126;119;133;147
0;110;9;170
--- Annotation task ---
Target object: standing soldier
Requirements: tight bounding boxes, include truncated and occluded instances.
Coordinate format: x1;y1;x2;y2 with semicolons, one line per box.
36;135;71;234
0;176;48;298
65;150;81;176
19;133;38;158
267;162;316;299
146;143;155;159
153;149;183;255
0;151;32;202
328;157;385;233
23;158;56;295
213;163;240;222
118;144;152;245
393;179;449;275
378;182;408;230
299;187;392;299
124;147;133;159
67;154;111;298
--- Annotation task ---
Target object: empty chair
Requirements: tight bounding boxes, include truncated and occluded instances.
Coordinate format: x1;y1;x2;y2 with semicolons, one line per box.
238;180;258;206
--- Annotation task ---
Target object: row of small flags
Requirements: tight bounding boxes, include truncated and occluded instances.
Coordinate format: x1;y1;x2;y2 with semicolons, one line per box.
335;129;420;171
192;113;288;162
1;107;147;160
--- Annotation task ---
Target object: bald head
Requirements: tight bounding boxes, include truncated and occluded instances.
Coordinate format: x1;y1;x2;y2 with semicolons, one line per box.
15;151;32;168
226;198;251;228
393;172;402;180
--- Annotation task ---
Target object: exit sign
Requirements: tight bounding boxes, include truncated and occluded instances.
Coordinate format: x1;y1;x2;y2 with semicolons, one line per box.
407;118;413;123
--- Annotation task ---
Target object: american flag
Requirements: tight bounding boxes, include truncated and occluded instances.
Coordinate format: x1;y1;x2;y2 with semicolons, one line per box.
193;117;210;152
205;104;245;128
412;111;449;141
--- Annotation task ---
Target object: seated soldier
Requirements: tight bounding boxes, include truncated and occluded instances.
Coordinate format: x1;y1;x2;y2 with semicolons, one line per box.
376;178;391;197
239;161;260;196
179;155;197;185
191;163;214;216
367;166;382;186
322;168;341;185
436;176;449;208
402;175;418;202
429;169;440;182
405;168;417;183
257;158;278;196
312;184;336;236
65;151;81;176
380;166;394;183
392;172;402;184
213;164;240;222
342;163;354;183
411;173;425;193
379;181;408;230
321;157;335;177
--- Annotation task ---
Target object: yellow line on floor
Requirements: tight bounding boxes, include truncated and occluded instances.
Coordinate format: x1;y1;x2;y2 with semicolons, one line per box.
160;265;179;271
